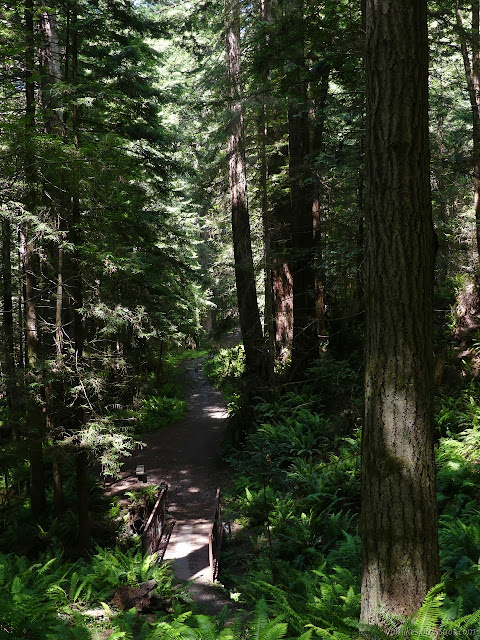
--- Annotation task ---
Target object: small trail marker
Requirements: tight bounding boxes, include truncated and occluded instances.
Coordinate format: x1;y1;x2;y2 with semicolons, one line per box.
136;465;147;483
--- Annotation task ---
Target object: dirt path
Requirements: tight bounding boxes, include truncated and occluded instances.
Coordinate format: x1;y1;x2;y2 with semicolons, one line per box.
108;357;233;613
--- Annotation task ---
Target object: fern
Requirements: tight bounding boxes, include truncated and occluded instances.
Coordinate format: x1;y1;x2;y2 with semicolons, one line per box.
375;585;480;640
88;545;175;600
441;604;480;635
146;618;198;639
246;599;287;640
195;615;235;640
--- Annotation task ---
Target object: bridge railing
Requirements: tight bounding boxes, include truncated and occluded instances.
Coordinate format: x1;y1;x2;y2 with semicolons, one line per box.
208;487;223;582
142;485;174;562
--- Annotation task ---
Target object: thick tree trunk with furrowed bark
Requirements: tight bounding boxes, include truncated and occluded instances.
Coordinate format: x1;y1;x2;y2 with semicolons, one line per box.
360;0;440;624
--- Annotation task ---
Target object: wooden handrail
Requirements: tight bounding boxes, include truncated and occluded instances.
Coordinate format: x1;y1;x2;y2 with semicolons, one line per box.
142;485;173;560
209;487;222;582
144;487;166;534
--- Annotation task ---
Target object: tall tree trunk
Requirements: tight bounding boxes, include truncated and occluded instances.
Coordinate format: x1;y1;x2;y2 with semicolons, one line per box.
273;254;293;362
269;133;293;361
360;0;440;624
258;0;275;382
55;243;64;360
225;0;265;379
39;8;62;134
456;2;480;267
70;4;90;549
51;235;65;515
71;9;84;361
40;3;65;515
356;137;365;316
18;228;25;370
270;136;293;364
25;0;46;519
2;219;18;440
25;226;46;518
287;0;318;378
309;64;330;340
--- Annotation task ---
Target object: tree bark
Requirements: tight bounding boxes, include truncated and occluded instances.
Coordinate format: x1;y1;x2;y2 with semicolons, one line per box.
309;63;330;339
258;0;275;382
225;0;265;379
360;0;440;624
39;8;62;134
287;0;318;378
70;2;90;549
52;233;65;515
273;254;293;361
2;219;18;440
76;450;90;551
39;3;66;514
268;132;293;363
18;228;25;370
25;0;46;519
456;2;480;267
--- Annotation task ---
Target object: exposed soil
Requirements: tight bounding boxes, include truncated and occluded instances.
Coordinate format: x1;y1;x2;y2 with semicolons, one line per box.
107;356;235;614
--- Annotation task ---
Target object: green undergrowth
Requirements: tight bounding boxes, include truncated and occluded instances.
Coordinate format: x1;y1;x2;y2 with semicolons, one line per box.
218;353;363;638
209;346;480;638
6;344;480;639
0;545;181;639
137;391;187;433
164;348;210;368
0;545;303;639
134;348;207;434
203;344;245;414
0;467;116;556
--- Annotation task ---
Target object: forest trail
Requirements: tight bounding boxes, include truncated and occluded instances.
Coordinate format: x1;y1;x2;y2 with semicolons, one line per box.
107;356;234;614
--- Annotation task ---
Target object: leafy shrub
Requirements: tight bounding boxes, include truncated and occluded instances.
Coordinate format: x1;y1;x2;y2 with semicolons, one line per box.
304;353;362;416
137;394;187;433
371;585;480;640
221;378;362;630
204;345;245;382
435;381;480;437
440;513;480;576
436;427;480;517
203;346;244;412
237;553;361;638
88;546;175;600
0;552;75;638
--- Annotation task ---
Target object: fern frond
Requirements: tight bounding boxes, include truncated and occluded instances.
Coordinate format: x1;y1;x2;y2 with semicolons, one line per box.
409;588;445;638
296;631;314;640
252;598;270;640
259;621;288;640
443;606;480;633
195;614;218;640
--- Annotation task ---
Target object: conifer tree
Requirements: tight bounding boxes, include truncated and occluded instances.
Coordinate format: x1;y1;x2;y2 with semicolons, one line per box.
225;0;265;379
360;0;440;623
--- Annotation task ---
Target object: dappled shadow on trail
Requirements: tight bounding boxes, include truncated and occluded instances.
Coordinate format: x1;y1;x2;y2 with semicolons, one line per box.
107;357;234;614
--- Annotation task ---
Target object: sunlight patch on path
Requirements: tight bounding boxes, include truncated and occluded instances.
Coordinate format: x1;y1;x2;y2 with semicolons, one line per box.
165;521;212;582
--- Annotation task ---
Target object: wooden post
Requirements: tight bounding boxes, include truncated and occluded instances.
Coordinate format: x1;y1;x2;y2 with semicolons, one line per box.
136;464;147;483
